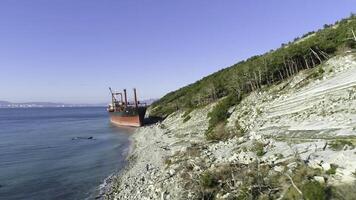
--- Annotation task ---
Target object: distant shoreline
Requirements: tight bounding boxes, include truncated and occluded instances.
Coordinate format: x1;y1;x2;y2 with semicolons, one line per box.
0;106;106;109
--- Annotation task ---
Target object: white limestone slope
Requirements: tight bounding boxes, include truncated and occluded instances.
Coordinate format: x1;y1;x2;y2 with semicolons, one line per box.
226;53;356;184
228;53;356;137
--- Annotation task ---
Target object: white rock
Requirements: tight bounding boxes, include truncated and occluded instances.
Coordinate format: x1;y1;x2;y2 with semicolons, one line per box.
193;165;201;171
314;176;325;184
287;162;298;170
169;169;175;176
238;137;245;143
274;165;285;173
222;193;230;199
322;163;331;171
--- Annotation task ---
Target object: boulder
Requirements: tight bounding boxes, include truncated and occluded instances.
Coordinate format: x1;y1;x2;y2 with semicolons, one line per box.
169;169;175;176
322;163;331;171
274;165;285;173
287;162;298;170
314;176;325;184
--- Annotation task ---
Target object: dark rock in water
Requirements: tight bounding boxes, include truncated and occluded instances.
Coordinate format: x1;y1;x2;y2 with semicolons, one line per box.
0;184;3;188
72;136;95;140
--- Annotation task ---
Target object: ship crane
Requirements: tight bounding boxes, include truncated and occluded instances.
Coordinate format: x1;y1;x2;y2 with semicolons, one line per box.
108;87;124;111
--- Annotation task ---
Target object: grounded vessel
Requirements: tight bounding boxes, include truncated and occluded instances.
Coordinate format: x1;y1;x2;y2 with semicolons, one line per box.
107;88;147;127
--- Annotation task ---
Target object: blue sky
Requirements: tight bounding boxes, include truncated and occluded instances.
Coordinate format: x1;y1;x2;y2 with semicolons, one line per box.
0;0;354;103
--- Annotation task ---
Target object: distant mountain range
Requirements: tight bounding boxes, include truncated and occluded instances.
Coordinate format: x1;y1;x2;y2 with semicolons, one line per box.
0;99;157;108
0;100;106;108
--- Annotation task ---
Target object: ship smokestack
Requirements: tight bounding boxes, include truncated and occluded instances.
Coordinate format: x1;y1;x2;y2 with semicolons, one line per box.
134;88;138;108
124;89;128;106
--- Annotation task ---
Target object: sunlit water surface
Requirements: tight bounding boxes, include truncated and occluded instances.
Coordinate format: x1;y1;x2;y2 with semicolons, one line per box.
0;107;131;200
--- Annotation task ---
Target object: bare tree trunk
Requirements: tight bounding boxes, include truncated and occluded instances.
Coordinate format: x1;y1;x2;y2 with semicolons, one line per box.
303;56;309;69
278;70;284;81
310;54;316;67
271;73;275;83
292;59;297;74
258;70;262;87
253;71;260;89
352;29;356;42
283;58;291;77
310;48;322;63
316;47;330;59
285;174;303;195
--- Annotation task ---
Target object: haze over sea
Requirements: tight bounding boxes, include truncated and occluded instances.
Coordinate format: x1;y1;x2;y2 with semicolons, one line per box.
0;107;131;200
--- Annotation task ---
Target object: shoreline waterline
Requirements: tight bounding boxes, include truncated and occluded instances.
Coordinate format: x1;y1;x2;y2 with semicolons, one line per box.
98;128;138;199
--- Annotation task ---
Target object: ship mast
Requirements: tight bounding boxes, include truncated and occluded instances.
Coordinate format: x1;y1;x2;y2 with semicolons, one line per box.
109;87;115;109
133;88;138;108
124;89;128;106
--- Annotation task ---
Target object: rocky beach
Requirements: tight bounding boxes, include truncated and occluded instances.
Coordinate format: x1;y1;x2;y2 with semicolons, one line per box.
102;53;356;200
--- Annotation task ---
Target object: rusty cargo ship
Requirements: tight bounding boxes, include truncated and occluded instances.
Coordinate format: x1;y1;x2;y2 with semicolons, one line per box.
107;88;147;127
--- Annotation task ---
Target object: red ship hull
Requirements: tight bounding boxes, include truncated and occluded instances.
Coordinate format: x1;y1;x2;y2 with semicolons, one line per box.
109;106;146;127
110;115;142;127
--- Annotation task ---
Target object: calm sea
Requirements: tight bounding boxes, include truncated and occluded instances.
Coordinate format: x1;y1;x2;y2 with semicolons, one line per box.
0;107;131;200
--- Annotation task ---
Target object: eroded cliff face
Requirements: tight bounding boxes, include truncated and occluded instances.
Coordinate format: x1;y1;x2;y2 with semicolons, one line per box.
105;53;356;200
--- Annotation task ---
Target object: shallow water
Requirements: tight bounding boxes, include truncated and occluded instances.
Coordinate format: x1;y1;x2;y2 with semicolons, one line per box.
0;107;131;200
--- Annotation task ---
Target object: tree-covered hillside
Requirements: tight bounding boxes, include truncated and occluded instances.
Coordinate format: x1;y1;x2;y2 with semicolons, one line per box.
150;15;356;119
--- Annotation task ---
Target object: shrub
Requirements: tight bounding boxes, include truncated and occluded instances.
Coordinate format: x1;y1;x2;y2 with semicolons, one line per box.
200;172;218;188
183;115;191;123
164;158;172;166
284;163;327;199
326;164;338;175
275;153;284;159
329;139;355;151
235;121;246;137
310;67;325;78
205;95;242;140
330;182;356;200
182;109;193;118
205;122;232;141
318;67;325;74
302;181;327;200
207;95;239;129
251;141;265;157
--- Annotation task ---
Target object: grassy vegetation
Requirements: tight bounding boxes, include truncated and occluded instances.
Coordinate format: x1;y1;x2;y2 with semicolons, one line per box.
182;109;193;118
301;181;327;200
150;15;356;119
203;94;245;140
329;139;355;151
330;183;356;200
234;120;246;137
197;163;280;199
310;66;325;79
182;115;191;123
205;122;230;141
207;95;240;128
284;163;329;200
199;171;218;188
251;141;265;157
180;156;352;200
164;158;172;166
326;164;338;175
